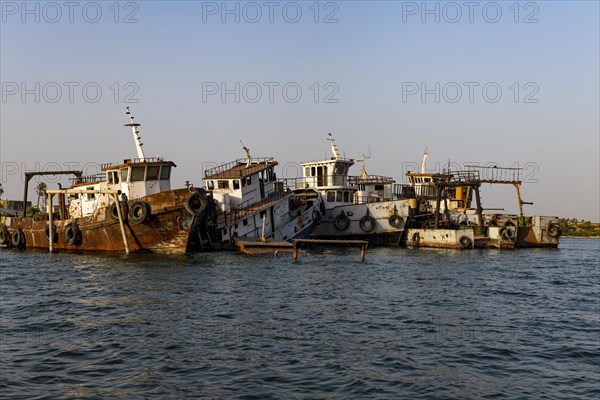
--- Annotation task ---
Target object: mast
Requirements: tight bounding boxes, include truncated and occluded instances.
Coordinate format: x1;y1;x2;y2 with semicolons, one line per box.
358;146;371;180
328;133;340;160
421;147;428;174
124;107;145;161
240;140;252;168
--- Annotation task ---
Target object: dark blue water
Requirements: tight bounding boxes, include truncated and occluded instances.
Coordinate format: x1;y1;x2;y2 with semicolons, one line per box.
1;239;598;399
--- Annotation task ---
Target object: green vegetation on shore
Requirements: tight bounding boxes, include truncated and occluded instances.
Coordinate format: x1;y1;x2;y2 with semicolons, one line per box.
559;219;600;237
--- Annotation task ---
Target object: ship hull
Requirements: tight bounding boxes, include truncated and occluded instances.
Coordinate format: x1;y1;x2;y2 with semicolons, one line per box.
1;188;212;255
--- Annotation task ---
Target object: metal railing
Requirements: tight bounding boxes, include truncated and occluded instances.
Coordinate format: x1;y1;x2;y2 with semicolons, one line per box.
348;175;395;185
204;157;275;178
448;170;480;183
70;174;105;184
464;165;522;182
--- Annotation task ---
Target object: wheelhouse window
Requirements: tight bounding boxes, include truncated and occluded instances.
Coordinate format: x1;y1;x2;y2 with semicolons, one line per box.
233;180;240;190
344;191;350;202
160;166;171;180
131;166;145;182
147;166;160;180
120;168;129;183
305;167;310;177
336;191;343;202
207;180;214;190
327;191;335;202
218;180;229;189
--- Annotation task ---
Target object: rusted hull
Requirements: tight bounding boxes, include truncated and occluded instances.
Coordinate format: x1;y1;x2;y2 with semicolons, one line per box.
1;188;209;255
517;226;559;248
403;229;475;249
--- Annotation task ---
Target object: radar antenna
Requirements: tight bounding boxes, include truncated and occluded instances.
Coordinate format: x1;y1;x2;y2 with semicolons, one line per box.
359;145;372;180
240;140;252;168
124;107;146;161
328;133;340;160
421;147;428;174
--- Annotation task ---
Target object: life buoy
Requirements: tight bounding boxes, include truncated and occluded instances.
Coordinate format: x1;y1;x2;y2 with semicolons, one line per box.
11;228;25;248
44;224;58;243
64;223;81;245
359;214;376;232
459;236;472;249
129;201;150;224
185;190;207;216
546;223;561;238
0;224;10;245
412;232;420;246
334;211;350;231
109;202;129;222
388;214;403;229
312;209;322;225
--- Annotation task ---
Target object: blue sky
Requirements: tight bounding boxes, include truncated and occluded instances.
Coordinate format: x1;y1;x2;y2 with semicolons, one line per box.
1;1;599;220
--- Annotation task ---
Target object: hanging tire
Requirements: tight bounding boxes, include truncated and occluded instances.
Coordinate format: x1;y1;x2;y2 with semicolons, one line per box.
312;209;322;225
11;228;25;249
459;236;473;249
0;224;10;246
64;223;81;245
44;223;58;243
388;214;403;229
334;211;350;231
129;201;150;224
500;227;516;241
185;190;207;216
546;223;561;238
504;219;516;227
109;202;129;222
359;214;376;232
412;232;420;246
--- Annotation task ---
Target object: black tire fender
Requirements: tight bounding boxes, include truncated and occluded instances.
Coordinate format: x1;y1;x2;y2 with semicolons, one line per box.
64;222;81;245
11;227;25;248
459;236;473;249
109;202;129;222
0;224;10;245
185;190;207;216
334;211;350;231
359;214;376;232
546;223;561;238
412;232;420;246
388;214;403;229
129;201;150;224
44;223;58;243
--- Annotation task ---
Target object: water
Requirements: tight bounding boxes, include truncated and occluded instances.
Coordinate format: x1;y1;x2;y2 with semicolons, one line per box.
1;239;598;399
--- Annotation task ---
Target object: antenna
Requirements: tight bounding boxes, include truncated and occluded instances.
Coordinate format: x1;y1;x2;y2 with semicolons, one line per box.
421;146;428;174
240;140;251;168
327;133;340;160
359;145;372;179
124;107;145;161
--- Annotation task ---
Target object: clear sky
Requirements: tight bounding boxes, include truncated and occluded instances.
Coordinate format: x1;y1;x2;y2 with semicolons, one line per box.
1;1;598;221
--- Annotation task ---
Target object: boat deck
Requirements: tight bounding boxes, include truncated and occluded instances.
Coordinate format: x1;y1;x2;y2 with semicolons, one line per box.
216;192;289;228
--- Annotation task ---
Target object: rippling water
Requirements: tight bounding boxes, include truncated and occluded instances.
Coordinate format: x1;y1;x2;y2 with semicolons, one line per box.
1;239;598;399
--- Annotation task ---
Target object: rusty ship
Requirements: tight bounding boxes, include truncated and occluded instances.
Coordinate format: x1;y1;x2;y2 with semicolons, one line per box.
398;149;561;249
292;134;409;244
0;108;215;255
203;142;323;249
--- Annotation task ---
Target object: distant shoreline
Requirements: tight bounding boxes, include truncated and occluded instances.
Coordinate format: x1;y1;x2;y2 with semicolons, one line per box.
562;236;600;239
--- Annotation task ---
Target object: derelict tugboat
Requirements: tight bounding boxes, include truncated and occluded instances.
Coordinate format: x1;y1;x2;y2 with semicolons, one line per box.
203;142;322;248
0;108;215;254
300;134;409;245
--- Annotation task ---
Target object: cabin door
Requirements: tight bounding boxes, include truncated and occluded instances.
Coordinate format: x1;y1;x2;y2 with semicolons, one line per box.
259;178;265;199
